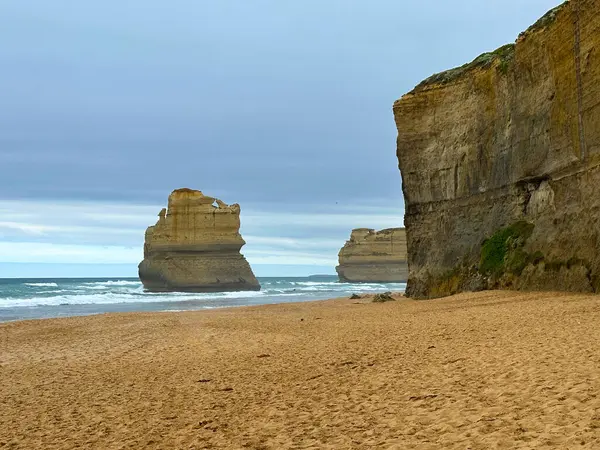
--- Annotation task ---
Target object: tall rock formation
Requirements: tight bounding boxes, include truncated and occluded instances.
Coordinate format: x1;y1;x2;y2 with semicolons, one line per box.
395;0;600;298
336;228;409;282
138;189;260;292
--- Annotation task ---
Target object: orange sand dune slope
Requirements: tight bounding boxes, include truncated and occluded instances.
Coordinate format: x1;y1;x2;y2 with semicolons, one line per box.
1;291;600;449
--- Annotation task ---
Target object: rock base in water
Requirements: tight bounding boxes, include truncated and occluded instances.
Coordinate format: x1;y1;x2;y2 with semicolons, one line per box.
336;228;408;283
138;189;260;293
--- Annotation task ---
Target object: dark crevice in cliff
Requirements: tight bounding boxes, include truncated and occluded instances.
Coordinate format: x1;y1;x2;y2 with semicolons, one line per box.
515;174;552;215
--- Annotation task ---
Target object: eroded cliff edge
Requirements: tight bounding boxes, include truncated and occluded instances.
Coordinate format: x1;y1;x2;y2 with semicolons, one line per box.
336;228;408;282
138;188;260;292
395;0;600;298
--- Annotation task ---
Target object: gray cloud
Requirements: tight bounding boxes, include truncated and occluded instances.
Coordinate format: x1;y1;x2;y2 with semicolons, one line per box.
1;0;560;202
0;199;402;269
0;0;562;274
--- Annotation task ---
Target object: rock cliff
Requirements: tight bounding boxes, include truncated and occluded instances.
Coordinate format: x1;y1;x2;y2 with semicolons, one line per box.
138;189;260;292
336;228;408;282
395;0;600;298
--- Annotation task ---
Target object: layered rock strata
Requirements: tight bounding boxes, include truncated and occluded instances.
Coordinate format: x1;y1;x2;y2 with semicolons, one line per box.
336;228;408;282
138;189;260;292
395;0;600;298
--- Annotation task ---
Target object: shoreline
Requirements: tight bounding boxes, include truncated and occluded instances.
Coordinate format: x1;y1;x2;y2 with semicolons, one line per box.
2;290;600;448
0;276;407;323
0;292;391;326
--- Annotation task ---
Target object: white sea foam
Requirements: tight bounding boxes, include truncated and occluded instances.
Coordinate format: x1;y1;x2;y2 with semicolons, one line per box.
0;278;405;313
83;280;141;287
0;288;267;308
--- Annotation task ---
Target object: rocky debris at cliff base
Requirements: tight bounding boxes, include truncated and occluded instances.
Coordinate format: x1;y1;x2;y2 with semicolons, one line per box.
138;188;260;293
347;292;404;304
372;292;395;303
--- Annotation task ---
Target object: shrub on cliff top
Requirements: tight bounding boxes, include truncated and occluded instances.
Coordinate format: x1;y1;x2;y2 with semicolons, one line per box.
412;43;515;92
520;1;569;38
411;1;570;93
480;221;534;276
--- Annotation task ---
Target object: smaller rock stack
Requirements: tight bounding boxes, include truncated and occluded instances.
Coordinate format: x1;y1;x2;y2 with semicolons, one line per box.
138;188;260;292
336;228;409;283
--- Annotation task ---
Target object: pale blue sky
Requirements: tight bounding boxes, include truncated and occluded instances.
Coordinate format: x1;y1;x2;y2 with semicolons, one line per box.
0;0;561;277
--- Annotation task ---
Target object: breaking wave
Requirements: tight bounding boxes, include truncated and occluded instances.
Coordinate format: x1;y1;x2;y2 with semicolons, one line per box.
0;277;406;321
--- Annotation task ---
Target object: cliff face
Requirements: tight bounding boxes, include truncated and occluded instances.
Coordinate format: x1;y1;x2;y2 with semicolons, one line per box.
395;0;600;298
336;228;408;282
138;189;260;292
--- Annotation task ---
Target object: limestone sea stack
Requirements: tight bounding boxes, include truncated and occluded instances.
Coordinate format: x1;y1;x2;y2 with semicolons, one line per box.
395;0;600;298
336;228;408;282
138;189;260;292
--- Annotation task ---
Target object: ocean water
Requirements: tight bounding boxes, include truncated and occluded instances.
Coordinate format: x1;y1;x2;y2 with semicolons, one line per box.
0;277;405;322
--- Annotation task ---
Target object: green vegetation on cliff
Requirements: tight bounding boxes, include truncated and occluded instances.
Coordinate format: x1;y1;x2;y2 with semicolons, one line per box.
412;44;515;92
410;1;570;93
480;221;535;277
520;1;569;37
423;218;595;298
479;221;593;290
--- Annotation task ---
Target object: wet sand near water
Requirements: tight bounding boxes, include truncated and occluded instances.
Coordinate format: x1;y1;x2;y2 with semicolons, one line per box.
1;291;600;449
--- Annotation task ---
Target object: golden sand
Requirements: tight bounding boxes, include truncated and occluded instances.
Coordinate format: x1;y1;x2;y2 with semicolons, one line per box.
1;291;600;449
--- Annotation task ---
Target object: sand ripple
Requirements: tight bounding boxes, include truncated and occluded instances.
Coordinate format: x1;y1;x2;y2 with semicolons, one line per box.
1;291;600;448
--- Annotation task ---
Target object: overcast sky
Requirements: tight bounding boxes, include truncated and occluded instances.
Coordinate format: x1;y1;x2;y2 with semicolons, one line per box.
0;0;560;277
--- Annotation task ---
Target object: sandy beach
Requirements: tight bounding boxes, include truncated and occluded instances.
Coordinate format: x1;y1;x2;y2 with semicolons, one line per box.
1;291;600;449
